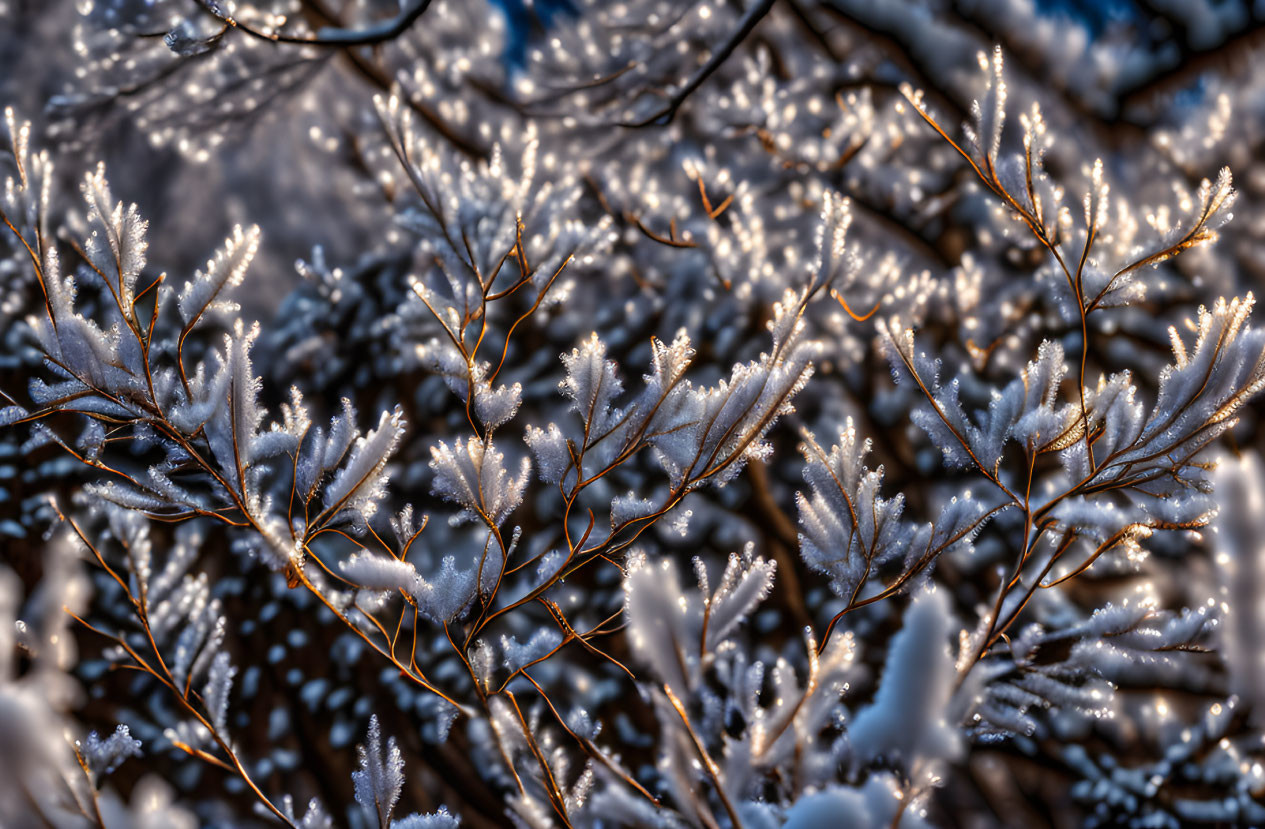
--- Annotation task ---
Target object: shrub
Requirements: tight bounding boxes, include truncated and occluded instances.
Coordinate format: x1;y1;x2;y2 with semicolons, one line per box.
3;1;1265;826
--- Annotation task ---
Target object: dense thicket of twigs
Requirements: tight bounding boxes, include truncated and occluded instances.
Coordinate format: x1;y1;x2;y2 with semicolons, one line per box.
3;1;1265;827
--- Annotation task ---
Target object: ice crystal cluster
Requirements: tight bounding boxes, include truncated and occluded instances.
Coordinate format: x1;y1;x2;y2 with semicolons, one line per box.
3;1;1265;826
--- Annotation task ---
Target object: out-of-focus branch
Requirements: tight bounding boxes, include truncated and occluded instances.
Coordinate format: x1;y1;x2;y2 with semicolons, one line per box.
618;0;777;127
198;0;435;47
1118;17;1265;114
